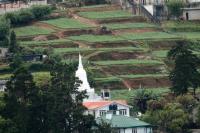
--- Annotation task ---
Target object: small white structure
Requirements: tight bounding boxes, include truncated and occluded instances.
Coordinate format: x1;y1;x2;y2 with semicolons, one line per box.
0;80;7;92
0;47;8;58
183;8;200;20
83;100;131;118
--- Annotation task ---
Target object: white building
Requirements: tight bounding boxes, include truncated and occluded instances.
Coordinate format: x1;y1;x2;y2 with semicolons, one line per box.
83;100;131;118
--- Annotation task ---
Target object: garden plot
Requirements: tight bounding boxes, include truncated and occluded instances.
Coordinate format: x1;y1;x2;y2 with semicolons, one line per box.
88;51;148;61
152;50;169;58
20;39;77;48
93;59;163;66
68;34;126;43
104;22;158;30
41;18;93;29
14;26;54;37
119;32;179;41
78;10;133;19
176;32;200;40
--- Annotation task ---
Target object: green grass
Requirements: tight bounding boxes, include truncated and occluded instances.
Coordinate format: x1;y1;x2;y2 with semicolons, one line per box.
111;88;170;101
14;26;54;36
41;18;93;29
81;4;109;8
105;22;158;30
93;59;163;66
163;21;200;32
69;35;125;42
95;74;167;82
120;32;179;41
152;50;169;58
176;32;200;39
54;47;145;54
20;39;72;46
0;73;12;79
78;10;133;19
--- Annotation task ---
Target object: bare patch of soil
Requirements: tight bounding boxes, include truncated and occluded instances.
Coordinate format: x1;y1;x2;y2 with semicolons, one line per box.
125;77;171;88
96;80;126;90
89;41;139;48
61;29;94;36
102;65;164;75
88;51;146;61
113;28;160;35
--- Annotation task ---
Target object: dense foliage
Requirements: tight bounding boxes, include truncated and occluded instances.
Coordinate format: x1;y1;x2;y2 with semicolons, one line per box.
166;0;185;19
4;5;53;27
168;42;200;95
0;17;10;46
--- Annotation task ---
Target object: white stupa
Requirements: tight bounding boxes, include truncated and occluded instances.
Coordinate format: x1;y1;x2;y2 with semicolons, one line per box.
75;54;102;101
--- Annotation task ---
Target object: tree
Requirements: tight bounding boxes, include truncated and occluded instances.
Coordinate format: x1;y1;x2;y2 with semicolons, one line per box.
142;103;190;133
166;0;185;19
43;61;94;132
96;119;113;133
2;66;41;133
168;42;200;95
196;106;200;127
0;17;10;46
9;30;19;53
131;89;159;113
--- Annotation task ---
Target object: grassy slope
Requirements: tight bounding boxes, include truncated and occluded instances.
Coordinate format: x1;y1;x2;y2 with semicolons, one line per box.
14;26;54;36
78;10;133;19
105;22;158;30
41;18;93;29
20;39;72;46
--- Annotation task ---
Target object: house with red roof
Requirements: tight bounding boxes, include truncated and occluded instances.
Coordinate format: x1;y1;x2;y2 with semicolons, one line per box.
83;100;131;118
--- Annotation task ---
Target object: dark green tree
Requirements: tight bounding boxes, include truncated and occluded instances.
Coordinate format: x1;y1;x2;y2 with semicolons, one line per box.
166;0;185;19
96;119;113;133
9;30;18;53
2;67;41;133
168;43;200;95
0;17;10;46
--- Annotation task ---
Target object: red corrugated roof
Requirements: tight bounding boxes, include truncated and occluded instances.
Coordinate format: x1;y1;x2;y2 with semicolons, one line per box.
83;100;128;110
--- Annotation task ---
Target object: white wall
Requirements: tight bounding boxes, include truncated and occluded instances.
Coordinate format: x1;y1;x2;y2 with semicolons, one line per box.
118;127;152;133
183;9;200;20
144;5;154;15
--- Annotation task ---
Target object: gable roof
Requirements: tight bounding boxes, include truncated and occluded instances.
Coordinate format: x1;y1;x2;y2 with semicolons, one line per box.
83;100;129;110
96;115;151;128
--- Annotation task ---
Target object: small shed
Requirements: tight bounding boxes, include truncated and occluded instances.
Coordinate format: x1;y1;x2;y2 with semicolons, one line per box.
182;8;200;20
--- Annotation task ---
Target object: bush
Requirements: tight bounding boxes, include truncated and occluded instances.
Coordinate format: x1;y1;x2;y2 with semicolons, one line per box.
167;0;185;19
31;5;52;19
4;5;53;27
0;17;10;46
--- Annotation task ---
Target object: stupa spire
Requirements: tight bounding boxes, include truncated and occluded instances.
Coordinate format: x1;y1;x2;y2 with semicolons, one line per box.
78;53;83;68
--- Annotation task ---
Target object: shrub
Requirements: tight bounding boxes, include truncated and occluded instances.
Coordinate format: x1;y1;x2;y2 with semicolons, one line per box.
31;5;52;19
17;9;34;25
0;17;10;46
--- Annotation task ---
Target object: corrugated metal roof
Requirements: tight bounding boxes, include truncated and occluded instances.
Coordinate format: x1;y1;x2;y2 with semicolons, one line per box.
96;115;151;128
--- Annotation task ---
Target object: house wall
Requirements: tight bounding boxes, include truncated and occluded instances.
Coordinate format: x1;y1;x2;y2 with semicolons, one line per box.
183;9;200;20
118;127;152;133
0;48;8;58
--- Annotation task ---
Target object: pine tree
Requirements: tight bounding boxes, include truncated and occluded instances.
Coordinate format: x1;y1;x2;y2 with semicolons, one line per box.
9;30;18;53
168;42;200;95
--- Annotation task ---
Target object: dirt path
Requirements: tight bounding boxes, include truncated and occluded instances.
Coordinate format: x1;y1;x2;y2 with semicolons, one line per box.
71;13;99;27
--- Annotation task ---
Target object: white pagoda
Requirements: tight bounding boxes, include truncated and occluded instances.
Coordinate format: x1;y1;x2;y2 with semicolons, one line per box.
75;54;102;101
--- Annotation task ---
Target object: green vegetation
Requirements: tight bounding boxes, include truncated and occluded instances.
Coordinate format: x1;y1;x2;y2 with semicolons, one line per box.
20;39;72;46
78;10;133;19
42;18;93;29
105;23;158;30
69;35;125;42
152;50;168;58
120;32;179;40
176;32;200;39
166;0;185;18
111;88;170;101
93;59;163;66
81;4;108;8
33;72;50;86
163;21;200;32
14;26;54;36
54;47;145;54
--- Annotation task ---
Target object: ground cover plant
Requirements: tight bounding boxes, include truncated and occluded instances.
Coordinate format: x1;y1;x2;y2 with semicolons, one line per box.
78;10;133;19
93;59;163;65
41;18;93;29
120;32;179;41
14;26;54;36
105;22;158;30
152;50;168;58
53;47;145;54
162;21;200;32
176;32;200;39
68;34;125;42
20;39;72;46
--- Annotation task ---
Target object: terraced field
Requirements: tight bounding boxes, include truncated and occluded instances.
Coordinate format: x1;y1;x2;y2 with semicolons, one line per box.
1;4;200;97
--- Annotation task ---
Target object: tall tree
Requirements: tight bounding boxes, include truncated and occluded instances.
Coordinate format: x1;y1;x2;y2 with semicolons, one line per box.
2;67;41;133
168;42;200;95
9;30;19;53
0;17;10;46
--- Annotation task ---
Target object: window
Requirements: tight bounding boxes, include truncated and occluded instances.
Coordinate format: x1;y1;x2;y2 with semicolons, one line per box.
99;110;106;116
144;128;147;133
109;104;118;110
104;92;110;97
132;128;137;133
119;109;127;115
